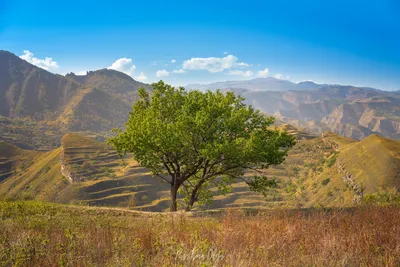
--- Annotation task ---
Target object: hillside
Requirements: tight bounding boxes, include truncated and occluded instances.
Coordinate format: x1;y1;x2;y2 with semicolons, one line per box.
66;69;152;103
321;96;400;140
242;84;399;140
338;134;400;193
56;87;131;132
0;141;41;182
0;50;81;119
1;130;400;210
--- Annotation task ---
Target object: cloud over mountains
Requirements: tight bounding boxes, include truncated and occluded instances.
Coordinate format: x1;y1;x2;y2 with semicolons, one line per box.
20;50;59;71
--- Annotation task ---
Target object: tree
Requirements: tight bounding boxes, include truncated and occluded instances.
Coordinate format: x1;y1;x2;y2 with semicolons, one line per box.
108;81;296;211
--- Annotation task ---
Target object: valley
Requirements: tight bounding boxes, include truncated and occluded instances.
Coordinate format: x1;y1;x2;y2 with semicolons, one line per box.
1;126;399;211
1;49;400;211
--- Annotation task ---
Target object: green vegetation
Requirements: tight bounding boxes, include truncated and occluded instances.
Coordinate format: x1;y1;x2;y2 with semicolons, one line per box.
321;177;331;186
326;152;339;167
364;189;400;204
109;81;295;211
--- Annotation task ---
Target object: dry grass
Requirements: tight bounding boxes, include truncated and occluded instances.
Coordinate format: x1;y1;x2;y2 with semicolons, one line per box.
0;201;399;266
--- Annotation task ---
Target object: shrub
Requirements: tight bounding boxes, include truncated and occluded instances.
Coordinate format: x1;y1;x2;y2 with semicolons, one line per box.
364;189;400;204
127;195;136;207
321;178;330;186
325;153;339;167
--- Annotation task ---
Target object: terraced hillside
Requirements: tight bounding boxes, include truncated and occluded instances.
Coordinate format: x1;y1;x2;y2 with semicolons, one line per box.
0;144;66;201
1;130;400;210
0;141;41;182
57;133;271;210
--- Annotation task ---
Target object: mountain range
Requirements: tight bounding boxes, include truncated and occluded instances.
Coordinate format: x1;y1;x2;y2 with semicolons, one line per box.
1;49;400;151
186;79;400;140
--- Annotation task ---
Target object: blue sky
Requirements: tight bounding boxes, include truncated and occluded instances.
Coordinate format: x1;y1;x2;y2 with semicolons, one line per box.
0;0;399;90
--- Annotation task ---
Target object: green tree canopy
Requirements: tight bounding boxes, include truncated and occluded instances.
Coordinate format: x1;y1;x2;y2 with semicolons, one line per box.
109;81;295;211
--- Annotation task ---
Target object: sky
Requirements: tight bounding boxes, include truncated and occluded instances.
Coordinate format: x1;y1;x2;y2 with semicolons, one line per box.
0;0;399;90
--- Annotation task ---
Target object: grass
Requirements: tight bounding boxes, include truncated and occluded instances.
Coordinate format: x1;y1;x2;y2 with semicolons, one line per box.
339;134;400;193
0;201;399;266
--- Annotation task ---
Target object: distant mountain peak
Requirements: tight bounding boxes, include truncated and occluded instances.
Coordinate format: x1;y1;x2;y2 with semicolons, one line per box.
66;68;134;81
186;76;318;91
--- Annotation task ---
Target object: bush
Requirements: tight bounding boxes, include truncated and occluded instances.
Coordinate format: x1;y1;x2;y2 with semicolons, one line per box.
364;189;400;204
325;153;338;167
127;195;136;207
321;178;330;186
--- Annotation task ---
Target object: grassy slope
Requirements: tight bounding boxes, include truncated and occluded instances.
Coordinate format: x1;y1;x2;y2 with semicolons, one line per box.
0;141;41;181
263;131;356;208
339;134;400;193
0;147;67;201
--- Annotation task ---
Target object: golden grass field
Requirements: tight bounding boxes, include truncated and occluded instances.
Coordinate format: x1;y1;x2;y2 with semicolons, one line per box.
0;201;399;266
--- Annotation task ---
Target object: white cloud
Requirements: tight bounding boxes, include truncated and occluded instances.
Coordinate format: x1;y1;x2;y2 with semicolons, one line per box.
173;69;185;74
257;68;269;78
274;73;290;80
156;69;169;77
20;50;59;71
108;58;136;76
75;70;87;75
235;62;251;67
223;51;228;55
136;72;148;81
171;59;177;63
182;54;250;73
228;70;254;77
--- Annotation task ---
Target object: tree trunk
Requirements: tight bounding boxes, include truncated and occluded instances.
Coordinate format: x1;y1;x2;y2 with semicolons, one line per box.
185;192;197;211
170;183;178;212
185;180;205;211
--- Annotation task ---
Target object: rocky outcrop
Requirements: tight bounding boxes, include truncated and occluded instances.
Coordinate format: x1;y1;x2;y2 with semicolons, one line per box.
336;159;363;204
59;146;79;183
321;133;340;151
321;133;363;204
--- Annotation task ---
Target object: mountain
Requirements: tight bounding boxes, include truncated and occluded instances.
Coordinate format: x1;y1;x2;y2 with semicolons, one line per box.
234;83;399;140
0;50;150;149
186;77;322;91
66;69;151;103
0;50;81;119
1;130;400;210
320;96;400;140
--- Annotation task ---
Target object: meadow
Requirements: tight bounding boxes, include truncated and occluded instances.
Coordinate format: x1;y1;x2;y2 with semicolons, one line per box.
0;201;399;266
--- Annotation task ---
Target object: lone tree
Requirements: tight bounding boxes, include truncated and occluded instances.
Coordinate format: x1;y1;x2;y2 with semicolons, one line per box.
109;81;295;211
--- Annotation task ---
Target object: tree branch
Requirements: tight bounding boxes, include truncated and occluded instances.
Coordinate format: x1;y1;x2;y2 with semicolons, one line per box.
162;161;174;177
180;158;205;180
154;173;172;184
205;164;243;180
